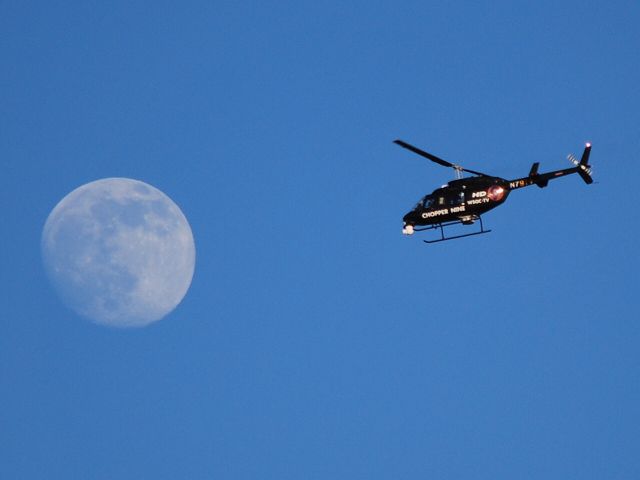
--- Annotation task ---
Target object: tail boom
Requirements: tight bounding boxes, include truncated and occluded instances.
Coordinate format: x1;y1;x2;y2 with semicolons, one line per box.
509;143;593;190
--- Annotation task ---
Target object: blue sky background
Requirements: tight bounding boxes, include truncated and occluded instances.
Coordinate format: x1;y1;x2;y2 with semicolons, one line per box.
2;1;639;478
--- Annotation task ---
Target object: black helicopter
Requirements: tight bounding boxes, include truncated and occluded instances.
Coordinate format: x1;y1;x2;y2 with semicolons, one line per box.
395;139;593;243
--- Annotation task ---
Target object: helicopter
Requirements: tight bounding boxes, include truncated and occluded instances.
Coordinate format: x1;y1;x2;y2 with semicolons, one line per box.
395;139;593;243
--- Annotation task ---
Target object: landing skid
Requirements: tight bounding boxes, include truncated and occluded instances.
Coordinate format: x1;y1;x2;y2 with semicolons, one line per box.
414;216;491;244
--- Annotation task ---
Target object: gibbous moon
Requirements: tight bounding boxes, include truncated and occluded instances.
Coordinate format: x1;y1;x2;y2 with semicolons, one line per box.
41;178;196;328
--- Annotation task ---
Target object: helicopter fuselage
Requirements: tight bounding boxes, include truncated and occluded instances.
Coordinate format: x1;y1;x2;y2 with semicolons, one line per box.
402;176;510;234
395;139;593;241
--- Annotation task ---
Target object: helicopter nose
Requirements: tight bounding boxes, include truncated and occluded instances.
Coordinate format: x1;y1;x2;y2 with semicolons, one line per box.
403;210;419;224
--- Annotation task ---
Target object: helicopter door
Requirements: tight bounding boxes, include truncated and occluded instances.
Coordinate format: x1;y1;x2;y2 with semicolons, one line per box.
448;192;465;206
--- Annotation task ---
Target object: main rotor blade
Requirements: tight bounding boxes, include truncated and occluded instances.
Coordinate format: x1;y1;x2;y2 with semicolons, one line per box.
393;139;453;168
393;139;489;177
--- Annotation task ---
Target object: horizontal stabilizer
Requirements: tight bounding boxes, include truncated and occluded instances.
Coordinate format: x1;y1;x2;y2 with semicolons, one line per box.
528;162;548;187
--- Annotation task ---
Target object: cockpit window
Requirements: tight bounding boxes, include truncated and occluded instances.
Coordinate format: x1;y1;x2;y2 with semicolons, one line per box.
422;196;434;208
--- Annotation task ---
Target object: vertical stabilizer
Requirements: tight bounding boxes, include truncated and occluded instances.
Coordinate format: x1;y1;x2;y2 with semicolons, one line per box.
577;143;593;184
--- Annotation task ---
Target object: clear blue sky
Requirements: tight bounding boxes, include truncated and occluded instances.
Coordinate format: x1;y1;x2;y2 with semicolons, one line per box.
2;1;639;478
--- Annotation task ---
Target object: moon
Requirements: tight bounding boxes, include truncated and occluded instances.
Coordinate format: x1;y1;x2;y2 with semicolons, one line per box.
41;178;196;328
